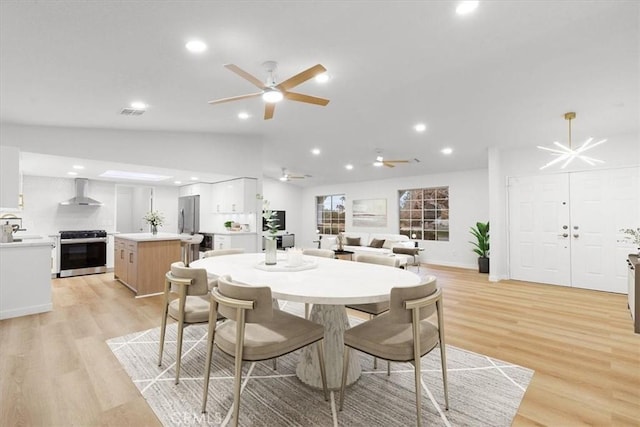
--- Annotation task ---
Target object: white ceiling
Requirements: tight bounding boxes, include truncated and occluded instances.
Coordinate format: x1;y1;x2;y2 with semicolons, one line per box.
1;1;638;187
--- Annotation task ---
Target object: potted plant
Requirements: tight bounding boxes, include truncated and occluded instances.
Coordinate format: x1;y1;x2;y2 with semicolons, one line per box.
224;220;233;231
469;221;489;273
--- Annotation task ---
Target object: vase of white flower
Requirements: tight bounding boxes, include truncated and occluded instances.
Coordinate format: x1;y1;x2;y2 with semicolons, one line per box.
620;227;640;255
262;200;280;265
144;210;164;235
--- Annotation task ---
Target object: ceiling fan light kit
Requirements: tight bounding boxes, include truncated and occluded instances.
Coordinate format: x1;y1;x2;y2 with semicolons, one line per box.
537;112;607;170
208;61;330;120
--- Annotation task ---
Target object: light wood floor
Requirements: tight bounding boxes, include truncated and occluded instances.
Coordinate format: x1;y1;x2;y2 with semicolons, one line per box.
1;265;638;426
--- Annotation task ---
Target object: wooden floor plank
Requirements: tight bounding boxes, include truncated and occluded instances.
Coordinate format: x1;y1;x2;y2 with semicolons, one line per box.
0;266;638;426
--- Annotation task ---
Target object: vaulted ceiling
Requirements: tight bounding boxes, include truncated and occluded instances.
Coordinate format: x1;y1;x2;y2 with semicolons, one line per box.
1;1;637;186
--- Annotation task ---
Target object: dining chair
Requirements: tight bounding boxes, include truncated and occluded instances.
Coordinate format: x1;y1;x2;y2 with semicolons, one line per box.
301;248;336;318
201;275;329;426
180;233;204;266
158;261;214;384
202;248;244;257
347;253;400;369
339;279;448;427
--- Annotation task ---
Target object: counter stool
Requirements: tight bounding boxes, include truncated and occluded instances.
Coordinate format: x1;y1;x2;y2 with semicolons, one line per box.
180;234;203;266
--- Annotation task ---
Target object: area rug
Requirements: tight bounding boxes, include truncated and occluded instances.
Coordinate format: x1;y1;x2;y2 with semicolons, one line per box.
107;301;533;426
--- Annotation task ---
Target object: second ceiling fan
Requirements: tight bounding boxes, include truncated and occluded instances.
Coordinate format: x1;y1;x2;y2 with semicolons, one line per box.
209;61;330;120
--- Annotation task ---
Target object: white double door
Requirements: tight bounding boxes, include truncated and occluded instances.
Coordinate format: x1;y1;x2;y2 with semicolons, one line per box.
508;167;639;293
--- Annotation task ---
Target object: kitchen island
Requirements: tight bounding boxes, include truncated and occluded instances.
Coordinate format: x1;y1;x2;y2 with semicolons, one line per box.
114;233;182;297
0;238;54;319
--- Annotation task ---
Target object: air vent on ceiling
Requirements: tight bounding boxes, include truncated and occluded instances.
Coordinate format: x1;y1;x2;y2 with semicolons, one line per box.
120;108;145;116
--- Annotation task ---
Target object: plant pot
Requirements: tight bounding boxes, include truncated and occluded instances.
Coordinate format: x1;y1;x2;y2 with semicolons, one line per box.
265;238;277;265
478;256;489;274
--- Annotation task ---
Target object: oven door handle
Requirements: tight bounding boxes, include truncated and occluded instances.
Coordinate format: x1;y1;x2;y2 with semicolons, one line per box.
60;237;107;244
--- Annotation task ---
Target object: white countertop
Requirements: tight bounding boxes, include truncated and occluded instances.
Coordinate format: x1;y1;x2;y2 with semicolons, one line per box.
191;253;424;305
115;232;184;242
211;231;256;235
0;237;54;248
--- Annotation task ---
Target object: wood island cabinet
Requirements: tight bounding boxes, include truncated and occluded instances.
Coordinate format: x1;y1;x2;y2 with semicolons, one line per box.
114;235;181;296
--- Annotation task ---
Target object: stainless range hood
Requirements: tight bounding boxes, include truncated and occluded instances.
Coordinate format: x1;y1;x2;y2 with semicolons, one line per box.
60;178;103;206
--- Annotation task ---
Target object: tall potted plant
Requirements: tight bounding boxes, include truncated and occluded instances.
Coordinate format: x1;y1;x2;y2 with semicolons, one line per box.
469;221;490;273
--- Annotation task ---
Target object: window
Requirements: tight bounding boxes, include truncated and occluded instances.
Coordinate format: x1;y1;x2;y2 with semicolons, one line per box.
398;187;449;241
316;194;345;235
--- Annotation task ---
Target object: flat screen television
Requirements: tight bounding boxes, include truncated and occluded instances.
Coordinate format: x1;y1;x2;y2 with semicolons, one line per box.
262;210;286;232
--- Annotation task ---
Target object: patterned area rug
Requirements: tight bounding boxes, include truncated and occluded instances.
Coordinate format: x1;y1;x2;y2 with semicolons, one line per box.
107;301;533;426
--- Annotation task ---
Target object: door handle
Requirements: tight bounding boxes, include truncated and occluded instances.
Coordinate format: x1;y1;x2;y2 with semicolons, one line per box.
573;234;580;238
558;233;568;238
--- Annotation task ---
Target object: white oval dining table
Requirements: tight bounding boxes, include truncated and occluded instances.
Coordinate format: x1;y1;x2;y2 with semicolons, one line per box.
191;252;424;389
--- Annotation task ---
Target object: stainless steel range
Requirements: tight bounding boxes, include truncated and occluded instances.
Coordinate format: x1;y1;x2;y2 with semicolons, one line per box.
59;230;107;277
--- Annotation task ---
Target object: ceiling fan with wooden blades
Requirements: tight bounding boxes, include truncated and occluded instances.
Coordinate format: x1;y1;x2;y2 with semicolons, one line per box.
208;61;330;120
279;168;310;182
373;156;419;168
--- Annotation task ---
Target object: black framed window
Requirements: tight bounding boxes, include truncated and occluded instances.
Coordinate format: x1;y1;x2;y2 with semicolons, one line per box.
398;187;449;241
316;194;345;235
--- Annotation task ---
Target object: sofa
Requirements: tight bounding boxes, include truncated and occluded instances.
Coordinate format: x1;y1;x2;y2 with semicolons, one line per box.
321;232;420;267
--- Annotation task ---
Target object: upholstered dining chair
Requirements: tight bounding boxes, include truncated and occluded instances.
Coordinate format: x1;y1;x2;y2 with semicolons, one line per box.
158;261;213;384
347;253;400;370
202;248;245;257
201;275;329;426
339;279;448;427
301;248;336;318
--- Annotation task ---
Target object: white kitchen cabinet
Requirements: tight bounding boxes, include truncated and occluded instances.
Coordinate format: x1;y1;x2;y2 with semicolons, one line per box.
0;146;20;210
214;233;257;252
211;178;257;213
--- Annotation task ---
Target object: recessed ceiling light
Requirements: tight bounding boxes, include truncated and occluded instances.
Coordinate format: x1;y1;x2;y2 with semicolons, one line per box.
345;164;354;170
190;177;199;181
67;171;78;176
100;170;172;181
130;101;147;110
174;181;182;185
456;1;479;15
414;123;427;132
315;73;330;83
441;147;453;155
72;165;85;170
238;112;250;120
185;39;207;53
311;148;321;155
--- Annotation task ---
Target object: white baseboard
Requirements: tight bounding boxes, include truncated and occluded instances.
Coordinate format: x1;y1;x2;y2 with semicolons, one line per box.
424;260;477;270
0;303;52;320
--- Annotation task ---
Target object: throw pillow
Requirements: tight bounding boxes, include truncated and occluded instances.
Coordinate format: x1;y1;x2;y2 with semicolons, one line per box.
382;239;397;249
369;238;385;249
345;237;361;246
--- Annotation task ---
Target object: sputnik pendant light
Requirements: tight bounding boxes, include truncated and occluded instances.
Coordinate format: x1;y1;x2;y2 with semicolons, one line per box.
537;112;607;170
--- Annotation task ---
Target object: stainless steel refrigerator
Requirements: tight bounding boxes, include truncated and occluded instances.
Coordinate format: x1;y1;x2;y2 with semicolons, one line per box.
178;195;201;262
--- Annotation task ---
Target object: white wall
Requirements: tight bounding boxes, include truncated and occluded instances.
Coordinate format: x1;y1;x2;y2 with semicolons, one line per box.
489;131;640;281
19;176;179;236
300;169;489;269
0;123;264;179
262;178;304;239
21;176;116;235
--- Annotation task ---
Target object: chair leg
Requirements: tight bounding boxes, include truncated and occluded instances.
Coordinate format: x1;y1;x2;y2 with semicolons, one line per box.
231;309;246;427
339;346;350;411
158;280;170;366
201;306;219;413
387;360;391;376
175;286;188;385
437;298;449;410
272;358;277;371
412;309;423;427
316;340;329;401
305;303;310;319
